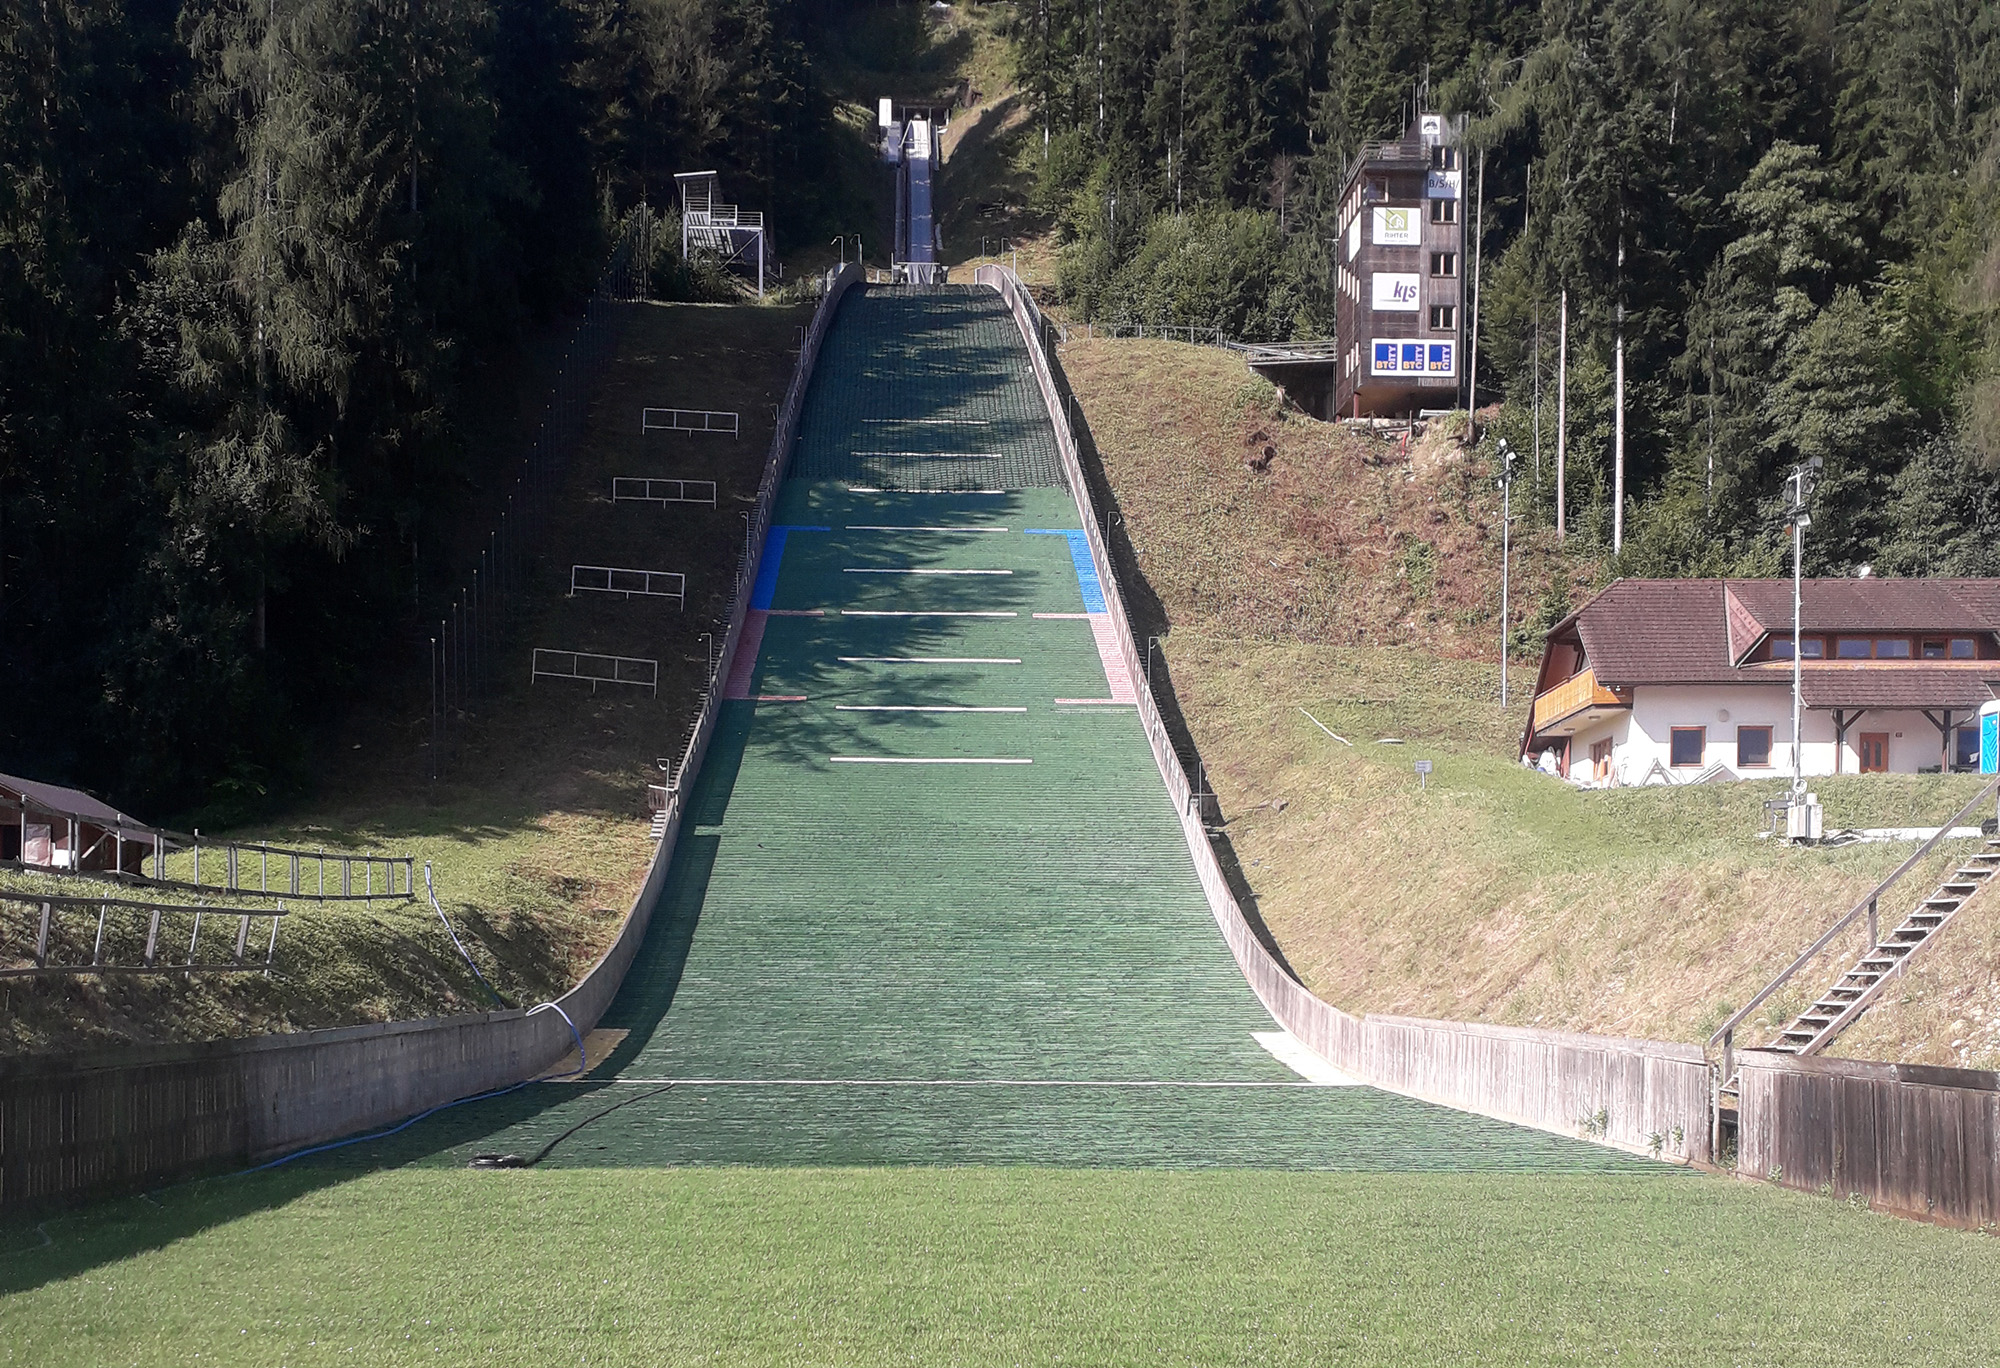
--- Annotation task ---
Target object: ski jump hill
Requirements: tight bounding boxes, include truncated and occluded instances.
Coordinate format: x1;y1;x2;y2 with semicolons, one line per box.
393;285;1644;1174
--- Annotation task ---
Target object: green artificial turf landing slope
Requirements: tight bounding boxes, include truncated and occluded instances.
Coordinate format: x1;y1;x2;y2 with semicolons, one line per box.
335;285;1649;1173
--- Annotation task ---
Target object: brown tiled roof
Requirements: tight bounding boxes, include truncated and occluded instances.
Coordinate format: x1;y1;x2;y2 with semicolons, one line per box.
0;771;157;833
1797;667;2000;711
1726;578;2000;635
1560;577;2000;686
1572;580;1739;685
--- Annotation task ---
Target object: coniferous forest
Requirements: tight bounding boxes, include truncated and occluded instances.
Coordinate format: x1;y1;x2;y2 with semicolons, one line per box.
1017;0;1999;585
4;0;1998;813
2;0;845;810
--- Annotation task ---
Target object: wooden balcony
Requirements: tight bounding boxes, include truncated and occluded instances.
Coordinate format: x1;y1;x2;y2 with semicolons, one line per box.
1531;667;1629;734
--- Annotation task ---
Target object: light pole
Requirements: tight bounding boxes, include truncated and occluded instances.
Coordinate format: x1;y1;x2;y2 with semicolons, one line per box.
1786;457;1822;806
831;237;845;268
1497;439;1516;706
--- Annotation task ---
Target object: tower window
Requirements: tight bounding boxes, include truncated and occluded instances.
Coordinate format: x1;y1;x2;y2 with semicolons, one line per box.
1429;305;1456;330
1430;146;1457;170
1430;252;1456;277
1429;199;1457;224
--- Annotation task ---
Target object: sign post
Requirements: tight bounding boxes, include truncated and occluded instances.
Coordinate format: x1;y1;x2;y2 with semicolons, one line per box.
1414;759;1433;792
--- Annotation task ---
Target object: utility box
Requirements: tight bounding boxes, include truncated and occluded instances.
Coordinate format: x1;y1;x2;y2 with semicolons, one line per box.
1981;700;1998;775
1786;794;1824;842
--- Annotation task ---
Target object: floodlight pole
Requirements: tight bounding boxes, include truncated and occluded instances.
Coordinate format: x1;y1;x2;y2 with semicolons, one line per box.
831;237;845;268
1787;458;1819;804
1498;440;1515;707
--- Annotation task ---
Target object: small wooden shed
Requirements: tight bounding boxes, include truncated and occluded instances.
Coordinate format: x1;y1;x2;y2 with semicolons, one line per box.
0;772;163;875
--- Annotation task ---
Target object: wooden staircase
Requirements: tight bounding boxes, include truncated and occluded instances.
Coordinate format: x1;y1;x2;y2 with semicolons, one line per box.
1769;838;2000;1056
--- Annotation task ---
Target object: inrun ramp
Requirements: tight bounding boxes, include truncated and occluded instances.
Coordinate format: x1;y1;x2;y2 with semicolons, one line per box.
386;288;1647;1172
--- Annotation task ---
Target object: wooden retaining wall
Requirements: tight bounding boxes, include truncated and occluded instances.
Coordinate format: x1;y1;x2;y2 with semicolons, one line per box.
0;264;863;1213
1738;1050;2000;1228
980;265;1713;1165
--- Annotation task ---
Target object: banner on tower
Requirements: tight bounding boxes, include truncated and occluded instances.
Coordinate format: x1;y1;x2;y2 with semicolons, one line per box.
1371;207;1421;246
1371;273;1421;310
1371;339;1456;378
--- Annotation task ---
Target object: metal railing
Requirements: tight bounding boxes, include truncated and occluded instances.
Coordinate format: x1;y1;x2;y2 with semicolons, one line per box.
642;407;739;437
0;890;284;977
1709;773;2000;1083
570;565;685;605
611;477;717;507
530;649;659;696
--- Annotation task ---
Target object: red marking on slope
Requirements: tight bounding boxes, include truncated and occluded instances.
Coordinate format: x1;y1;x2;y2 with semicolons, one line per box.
1088;613;1138;703
724;610;769;699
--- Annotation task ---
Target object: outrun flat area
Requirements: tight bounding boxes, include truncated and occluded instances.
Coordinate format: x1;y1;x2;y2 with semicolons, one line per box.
4;289;1999;1366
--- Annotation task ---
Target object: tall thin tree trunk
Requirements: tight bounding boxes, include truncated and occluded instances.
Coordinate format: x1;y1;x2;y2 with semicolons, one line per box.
1557;289;1567;542
1614;231;1626;554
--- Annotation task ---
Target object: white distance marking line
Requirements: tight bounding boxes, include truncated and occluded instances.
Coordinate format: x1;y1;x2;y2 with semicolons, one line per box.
843;568;1012;575
859;418;993;425
841;610;1018;617
844;525;1010;533
1032;612;1091;619
829;757;1031;765
853;451;1002;459
542;1077;1327;1088
834;705;1027;713
838;656;1021;664
845;487;1008;495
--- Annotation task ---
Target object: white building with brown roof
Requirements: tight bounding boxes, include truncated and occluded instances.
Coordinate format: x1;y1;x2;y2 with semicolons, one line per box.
1521;579;2000;785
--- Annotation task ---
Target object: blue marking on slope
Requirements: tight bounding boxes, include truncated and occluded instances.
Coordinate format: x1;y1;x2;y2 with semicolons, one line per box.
751;526;830;610
1024;529;1105;613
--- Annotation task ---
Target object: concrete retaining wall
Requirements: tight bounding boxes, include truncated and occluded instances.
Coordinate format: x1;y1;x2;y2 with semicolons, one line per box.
979;264;1713;1164
0;264;864;1213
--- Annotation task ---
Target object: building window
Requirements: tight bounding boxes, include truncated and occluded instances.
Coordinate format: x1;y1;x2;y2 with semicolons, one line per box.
1769;637;1825;660
1365;177;1388;202
1951;638;1977;658
1429;305;1456;330
1670;727;1706;768
1955;727;1982;771
1835;637;1872;659
1874;638;1912;658
1737;726;1773;768
1430;252;1457;277
1430;199;1457;224
1431;146;1457;170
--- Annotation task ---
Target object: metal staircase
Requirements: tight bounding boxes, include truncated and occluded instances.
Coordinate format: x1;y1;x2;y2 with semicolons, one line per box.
1710;775;2000;1088
1768;838;2000;1055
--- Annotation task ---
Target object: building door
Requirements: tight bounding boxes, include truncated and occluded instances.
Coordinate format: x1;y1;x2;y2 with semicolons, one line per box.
1858;733;1890;773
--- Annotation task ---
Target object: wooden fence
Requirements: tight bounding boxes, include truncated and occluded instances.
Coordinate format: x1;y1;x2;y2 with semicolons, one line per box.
0;262;865;1214
979;263;1714;1165
1737;1050;1999;1228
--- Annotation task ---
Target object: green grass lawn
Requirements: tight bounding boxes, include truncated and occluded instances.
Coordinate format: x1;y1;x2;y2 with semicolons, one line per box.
4;1164;1998;1366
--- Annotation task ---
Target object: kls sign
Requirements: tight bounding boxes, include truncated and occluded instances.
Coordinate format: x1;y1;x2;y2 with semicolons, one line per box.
1371;273;1420;311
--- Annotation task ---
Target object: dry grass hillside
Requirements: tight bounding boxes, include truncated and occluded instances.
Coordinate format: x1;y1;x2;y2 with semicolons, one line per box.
1061;340;1594;658
1063;337;2000;1070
